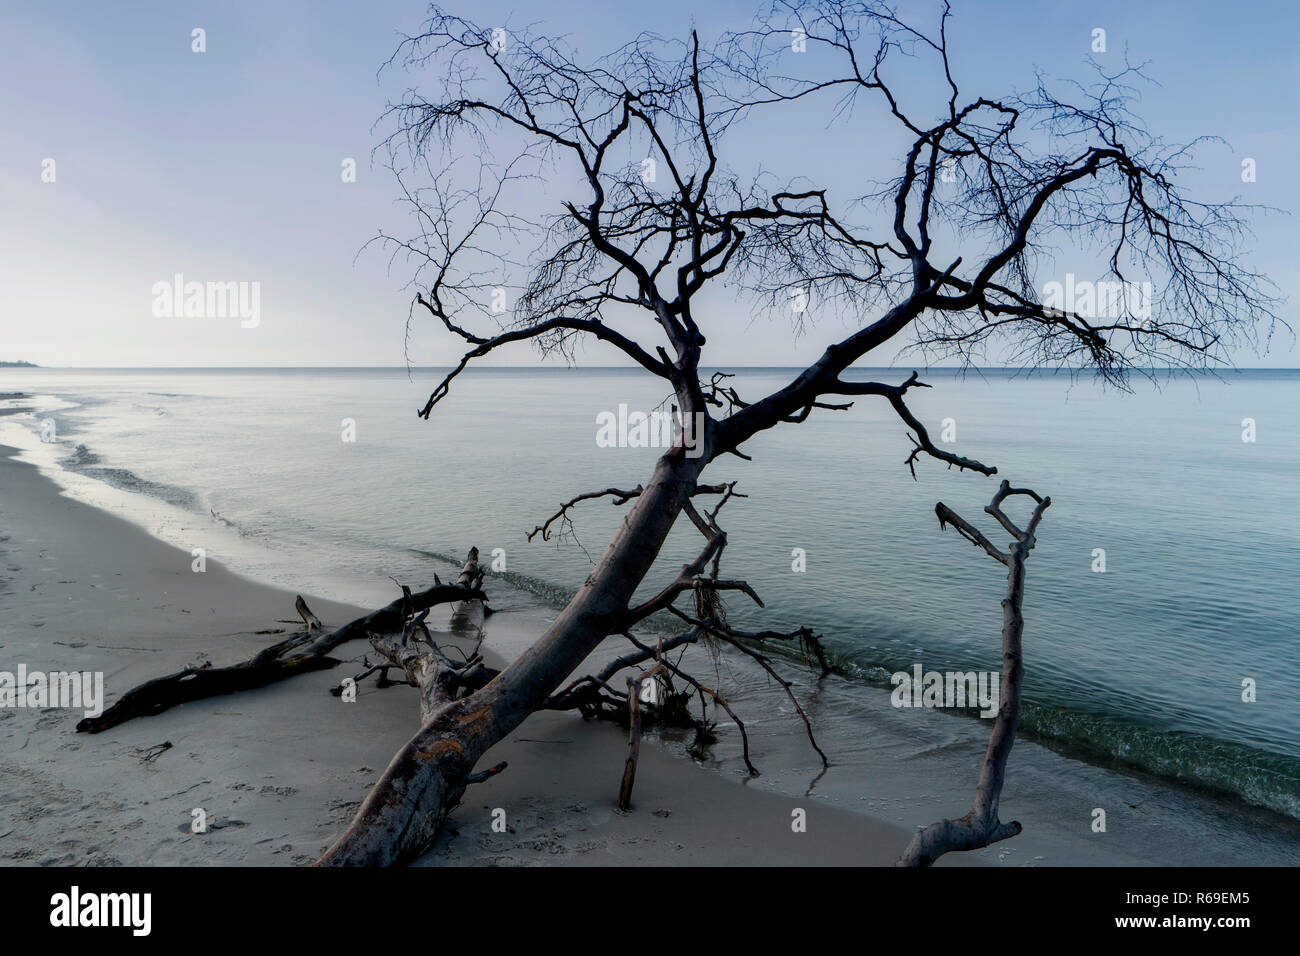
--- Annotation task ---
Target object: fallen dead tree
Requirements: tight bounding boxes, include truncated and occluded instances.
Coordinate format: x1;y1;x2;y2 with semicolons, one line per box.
303;0;1266;864
73;0;1276;866
895;481;1052;867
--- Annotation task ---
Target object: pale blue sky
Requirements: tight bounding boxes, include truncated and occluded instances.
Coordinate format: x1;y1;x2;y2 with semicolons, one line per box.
2;0;1296;367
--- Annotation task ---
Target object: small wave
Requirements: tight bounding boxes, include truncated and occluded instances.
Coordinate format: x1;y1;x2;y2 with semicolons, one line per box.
832;654;1300;820
60;443;202;512
59;443;101;468
1021;703;1300;820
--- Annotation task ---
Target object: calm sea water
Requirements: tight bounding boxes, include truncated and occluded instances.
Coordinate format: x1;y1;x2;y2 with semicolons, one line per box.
2;366;1298;820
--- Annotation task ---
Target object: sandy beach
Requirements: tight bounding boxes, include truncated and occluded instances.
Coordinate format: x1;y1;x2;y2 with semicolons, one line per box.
5;4;1300;928
0;442;916;866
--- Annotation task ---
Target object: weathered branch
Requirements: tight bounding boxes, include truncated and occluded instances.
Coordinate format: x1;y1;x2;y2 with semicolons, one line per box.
528;483;731;543
617;660;668;811
829;370;997;478
618;630;760;776
668;607;829;769
896;480;1051;866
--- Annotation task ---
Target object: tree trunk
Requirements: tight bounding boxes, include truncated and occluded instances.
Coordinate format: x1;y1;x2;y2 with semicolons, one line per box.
316;448;707;865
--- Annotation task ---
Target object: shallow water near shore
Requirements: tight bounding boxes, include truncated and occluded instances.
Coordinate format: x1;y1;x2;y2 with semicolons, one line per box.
1;365;1298;851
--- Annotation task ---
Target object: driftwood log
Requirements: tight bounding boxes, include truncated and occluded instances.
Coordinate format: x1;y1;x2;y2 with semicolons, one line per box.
895;480;1051;867
76;561;487;734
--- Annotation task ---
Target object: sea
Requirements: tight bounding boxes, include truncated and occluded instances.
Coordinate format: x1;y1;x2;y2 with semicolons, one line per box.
2;365;1298;851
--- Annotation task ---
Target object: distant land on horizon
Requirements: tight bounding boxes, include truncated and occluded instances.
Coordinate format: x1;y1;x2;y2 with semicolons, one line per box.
0;360;39;367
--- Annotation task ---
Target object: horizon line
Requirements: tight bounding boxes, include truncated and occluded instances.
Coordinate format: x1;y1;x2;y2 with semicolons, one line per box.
5;364;1300;372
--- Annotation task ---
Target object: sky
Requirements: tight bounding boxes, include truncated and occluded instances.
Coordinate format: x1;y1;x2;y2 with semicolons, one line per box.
2;0;1297;368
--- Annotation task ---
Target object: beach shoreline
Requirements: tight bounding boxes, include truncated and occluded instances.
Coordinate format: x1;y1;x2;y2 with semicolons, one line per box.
0;444;918;866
